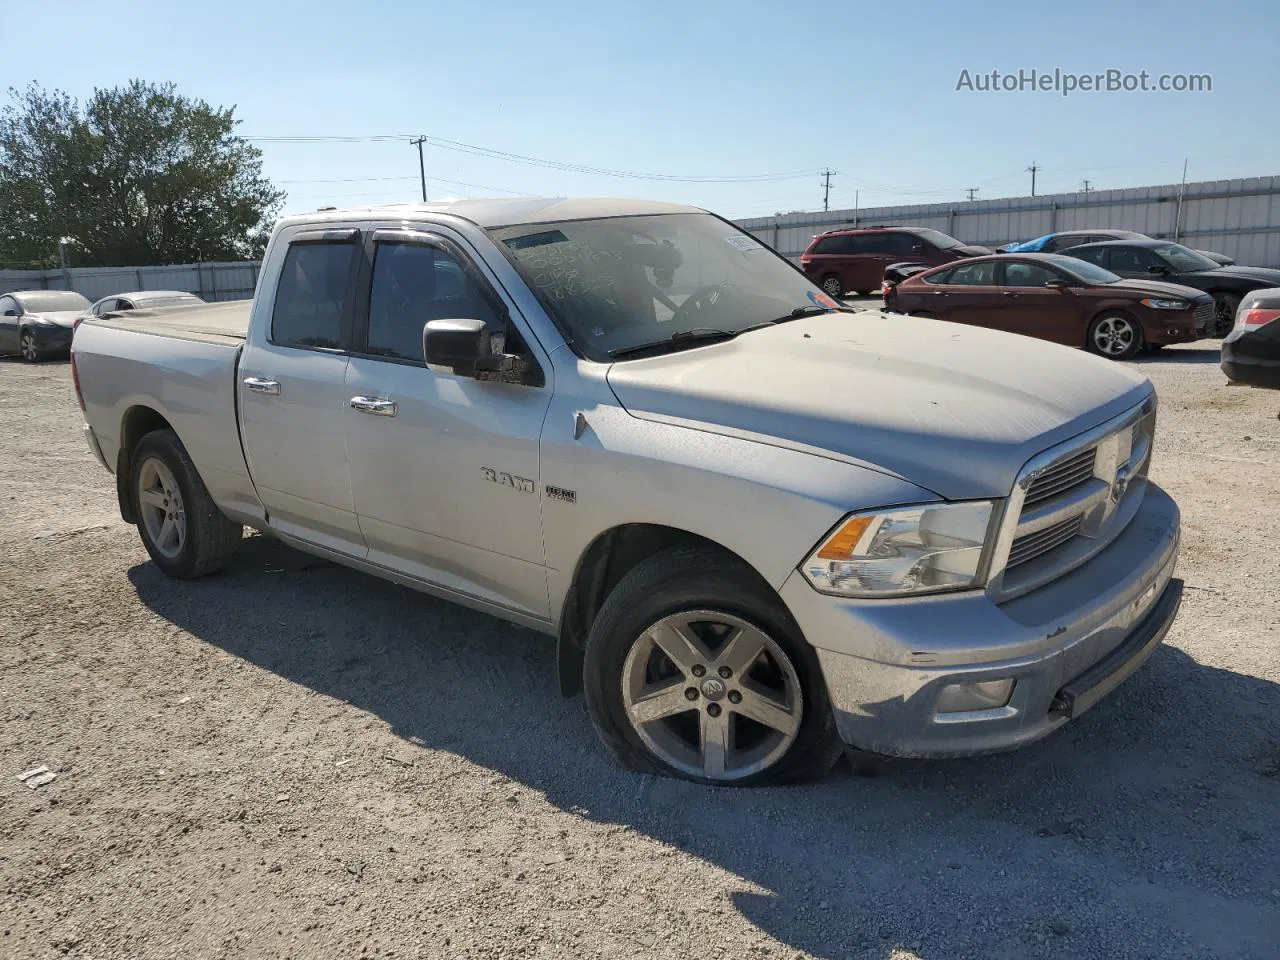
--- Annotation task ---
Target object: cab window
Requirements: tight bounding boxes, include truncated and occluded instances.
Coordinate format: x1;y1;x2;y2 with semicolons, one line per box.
365;242;503;363
271;240;357;350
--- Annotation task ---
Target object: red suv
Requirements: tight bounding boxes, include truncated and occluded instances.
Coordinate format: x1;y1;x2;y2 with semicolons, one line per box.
800;227;993;298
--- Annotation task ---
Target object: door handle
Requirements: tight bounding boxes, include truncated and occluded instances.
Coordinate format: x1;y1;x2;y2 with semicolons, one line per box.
350;396;398;417
243;376;280;395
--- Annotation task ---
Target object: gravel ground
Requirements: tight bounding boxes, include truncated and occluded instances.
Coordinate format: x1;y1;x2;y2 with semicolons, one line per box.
2;341;1279;960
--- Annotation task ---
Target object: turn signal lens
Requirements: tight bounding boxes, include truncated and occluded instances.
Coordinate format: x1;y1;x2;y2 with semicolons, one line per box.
816;516;874;560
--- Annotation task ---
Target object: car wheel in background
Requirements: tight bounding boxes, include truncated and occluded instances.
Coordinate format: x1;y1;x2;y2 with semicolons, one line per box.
19;330;41;363
131;428;243;579
855;289;872;296
1211;292;1240;337
1087;312;1144;361
583;546;843;786
820;274;844;298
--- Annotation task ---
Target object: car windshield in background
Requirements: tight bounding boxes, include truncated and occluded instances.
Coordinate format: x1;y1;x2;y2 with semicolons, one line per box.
17;291;91;313
1153;243;1219;272
915;229;963;250
1047;255;1121;285
490;213;841;361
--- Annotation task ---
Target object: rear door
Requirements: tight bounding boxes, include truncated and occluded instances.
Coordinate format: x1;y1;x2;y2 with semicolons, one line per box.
341;222;554;620
237;224;368;557
992;260;1083;344
935;260;999;325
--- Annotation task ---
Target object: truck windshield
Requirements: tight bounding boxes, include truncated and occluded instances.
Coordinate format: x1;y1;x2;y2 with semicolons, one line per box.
489;213;843;361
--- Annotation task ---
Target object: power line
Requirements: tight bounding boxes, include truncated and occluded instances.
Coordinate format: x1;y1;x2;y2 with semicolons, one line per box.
244;132;823;184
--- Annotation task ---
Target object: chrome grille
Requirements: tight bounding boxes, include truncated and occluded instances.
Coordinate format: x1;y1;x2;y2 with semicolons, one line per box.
990;399;1157;602
1023;449;1096;507
1007;515;1084;569
1193;300;1214;334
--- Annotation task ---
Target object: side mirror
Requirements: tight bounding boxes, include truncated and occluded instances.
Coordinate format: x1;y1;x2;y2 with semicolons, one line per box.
424;318;488;377
1044;279;1070;291
2;309;17;317
423;318;542;386
1146;264;1168;275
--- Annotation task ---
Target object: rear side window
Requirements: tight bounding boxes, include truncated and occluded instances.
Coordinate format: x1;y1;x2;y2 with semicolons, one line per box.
271;241;356;350
812;235;851;254
1002;262;1057;287
1069;246;1108;267
365;242;503;363
946;261;996;285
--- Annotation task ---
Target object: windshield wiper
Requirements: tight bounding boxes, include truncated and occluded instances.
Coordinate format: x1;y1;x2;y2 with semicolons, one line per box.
769;304;854;323
608;327;743;359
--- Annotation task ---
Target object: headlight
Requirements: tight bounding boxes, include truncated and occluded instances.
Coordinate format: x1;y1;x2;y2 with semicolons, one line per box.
802;501;996;597
1140;297;1188;310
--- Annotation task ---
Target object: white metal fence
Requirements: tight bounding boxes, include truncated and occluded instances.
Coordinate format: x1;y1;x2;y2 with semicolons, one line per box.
0;261;260;303
734;176;1280;267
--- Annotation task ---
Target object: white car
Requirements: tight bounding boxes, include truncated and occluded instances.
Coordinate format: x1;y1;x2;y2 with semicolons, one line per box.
89;290;204;316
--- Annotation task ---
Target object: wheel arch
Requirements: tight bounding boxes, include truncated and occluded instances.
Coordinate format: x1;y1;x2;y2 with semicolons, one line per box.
115;405;175;524
556;523;774;697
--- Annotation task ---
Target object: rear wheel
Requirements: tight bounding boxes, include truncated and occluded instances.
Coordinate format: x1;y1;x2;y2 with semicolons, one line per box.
855;289;873;296
819;274;844;298
19;330;40;363
132;428;242;578
1087;311;1143;361
583;547;842;785
1211;292;1240;337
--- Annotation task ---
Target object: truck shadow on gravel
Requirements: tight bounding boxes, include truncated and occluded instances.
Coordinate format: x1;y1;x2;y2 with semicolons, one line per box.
128;535;1280;960
1133;347;1222;365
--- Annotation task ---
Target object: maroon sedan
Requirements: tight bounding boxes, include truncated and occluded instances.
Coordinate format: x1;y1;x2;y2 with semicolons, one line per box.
885;253;1214;360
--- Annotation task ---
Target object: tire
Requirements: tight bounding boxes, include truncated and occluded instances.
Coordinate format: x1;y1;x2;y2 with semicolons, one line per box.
131;428;242;578
582;546;843;786
855;289;873;297
1086;311;1144;361
19;329;41;363
819;274;844;298
1211;292;1240;337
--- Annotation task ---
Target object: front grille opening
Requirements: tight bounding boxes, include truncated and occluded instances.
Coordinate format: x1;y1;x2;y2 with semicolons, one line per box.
1007;515;1084;569
1023;449;1096;507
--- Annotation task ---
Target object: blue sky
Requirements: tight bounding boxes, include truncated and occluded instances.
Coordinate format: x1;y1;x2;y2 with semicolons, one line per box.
1;0;1274;219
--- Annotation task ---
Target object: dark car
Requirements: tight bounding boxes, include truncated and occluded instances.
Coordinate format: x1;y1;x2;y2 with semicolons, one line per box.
999;229;1234;265
1065;239;1280;336
886;253;1213;360
0;290;92;362
1221;288;1280;388
799;226;991;298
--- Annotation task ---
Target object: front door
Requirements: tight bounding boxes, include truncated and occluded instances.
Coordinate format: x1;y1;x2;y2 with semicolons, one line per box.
991;260;1084;344
342;224;553;621
936;259;999;326
237;226;367;557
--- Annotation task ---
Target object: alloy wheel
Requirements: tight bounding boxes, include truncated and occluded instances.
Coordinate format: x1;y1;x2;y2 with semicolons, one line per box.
20;332;38;362
1092;316;1136;357
620;610;802;782
821;277;842;297
137;456;187;560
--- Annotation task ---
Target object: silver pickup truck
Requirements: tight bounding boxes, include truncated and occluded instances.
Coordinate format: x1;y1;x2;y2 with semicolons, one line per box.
72;198;1182;785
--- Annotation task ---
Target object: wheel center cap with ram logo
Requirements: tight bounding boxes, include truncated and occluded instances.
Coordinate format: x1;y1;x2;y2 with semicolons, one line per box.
699;677;727;701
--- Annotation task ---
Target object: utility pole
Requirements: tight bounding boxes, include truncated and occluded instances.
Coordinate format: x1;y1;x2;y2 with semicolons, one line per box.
411;136;428;202
965;187;979;202
1081;179;1091;195
821;168;833;212
1027;161;1039;197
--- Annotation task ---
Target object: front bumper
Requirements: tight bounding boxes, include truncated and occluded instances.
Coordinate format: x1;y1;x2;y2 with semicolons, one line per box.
781;483;1181;758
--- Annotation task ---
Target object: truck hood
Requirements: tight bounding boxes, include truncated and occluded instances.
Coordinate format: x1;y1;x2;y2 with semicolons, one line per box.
605;313;1152;500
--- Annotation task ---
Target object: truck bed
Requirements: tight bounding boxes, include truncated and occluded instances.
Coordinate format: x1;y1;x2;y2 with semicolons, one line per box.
93;299;251;346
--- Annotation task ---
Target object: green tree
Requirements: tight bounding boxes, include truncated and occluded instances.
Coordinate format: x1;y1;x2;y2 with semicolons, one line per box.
0;80;283;268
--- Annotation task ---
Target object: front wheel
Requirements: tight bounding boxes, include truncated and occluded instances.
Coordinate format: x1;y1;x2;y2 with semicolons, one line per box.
1087;312;1144;360
1211;292;1240;337
19;330;41;363
132;428;243;578
582;547;843;785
